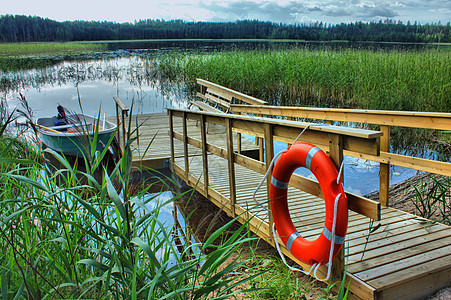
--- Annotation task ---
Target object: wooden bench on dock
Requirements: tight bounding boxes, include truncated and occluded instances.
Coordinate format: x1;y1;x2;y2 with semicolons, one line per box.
191;78;268;113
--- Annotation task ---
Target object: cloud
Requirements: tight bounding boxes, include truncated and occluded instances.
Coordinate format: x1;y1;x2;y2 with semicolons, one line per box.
323;5;353;17
356;5;398;18
201;0;403;24
306;1;398;19
205;1;300;23
2;0;449;25
391;1;406;8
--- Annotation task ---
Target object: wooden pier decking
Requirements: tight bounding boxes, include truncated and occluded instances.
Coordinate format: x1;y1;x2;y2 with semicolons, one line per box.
114;113;259;169
119;110;451;300
173;150;451;300
112;79;451;299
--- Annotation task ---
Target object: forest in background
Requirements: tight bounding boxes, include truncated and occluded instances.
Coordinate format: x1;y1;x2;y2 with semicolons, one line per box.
0;14;450;43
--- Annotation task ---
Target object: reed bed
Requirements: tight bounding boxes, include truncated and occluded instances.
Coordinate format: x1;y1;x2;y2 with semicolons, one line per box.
150;48;451;113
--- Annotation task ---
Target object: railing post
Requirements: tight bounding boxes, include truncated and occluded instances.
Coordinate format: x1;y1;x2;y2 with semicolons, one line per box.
264;123;274;242
169;110;174;172
121;110;127;149
115;103;121;149
237;99;242;154
287;116;293;147
380;125;390;206
237;133;242;154
258;114;264;162
226;118;237;217
329;133;345;282
200;114;209;198
182;111;189;179
113;97;129;153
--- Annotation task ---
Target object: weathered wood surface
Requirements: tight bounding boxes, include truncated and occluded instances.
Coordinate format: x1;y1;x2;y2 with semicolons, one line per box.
113;96;129;113
190;100;223;113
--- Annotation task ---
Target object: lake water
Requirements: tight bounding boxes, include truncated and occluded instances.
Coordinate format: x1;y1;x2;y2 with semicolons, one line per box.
2;56;189;119
1;40;428;195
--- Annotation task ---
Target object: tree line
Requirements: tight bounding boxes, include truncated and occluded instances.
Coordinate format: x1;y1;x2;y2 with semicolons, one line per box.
1;14;450;43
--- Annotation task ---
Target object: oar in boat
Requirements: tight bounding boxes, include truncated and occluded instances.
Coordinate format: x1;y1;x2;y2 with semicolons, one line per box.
29;122;62;134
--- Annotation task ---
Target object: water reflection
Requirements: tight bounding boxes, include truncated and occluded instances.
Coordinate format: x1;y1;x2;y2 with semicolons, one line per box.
2;56;189;119
2;40;449;119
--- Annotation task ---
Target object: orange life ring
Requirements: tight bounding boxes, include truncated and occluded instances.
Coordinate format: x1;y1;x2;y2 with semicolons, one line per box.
270;142;348;266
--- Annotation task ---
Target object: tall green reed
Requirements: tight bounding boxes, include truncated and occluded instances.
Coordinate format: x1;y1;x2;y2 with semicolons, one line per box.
149;48;451;113
148;48;450;156
0;104;262;299
413;175;451;225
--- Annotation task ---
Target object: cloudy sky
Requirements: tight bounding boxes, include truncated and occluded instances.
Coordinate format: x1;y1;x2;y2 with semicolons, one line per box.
2;0;450;25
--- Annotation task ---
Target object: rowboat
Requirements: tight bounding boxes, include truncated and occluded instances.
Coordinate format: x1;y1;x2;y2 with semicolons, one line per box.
36;113;117;157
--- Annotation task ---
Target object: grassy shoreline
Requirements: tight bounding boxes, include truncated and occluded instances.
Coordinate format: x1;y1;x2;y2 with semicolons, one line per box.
0;41;105;56
0;42;106;72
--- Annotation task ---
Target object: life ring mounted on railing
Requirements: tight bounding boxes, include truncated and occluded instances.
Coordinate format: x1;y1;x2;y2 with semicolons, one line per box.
270;142;348;266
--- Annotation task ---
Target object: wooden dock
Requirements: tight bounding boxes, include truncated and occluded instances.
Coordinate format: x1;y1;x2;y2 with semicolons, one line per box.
173;147;451;300
112;79;451;299
118;110;451;300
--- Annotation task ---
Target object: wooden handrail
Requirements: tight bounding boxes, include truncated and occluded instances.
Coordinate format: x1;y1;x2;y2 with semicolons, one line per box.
168;107;382;284
168;108;381;220
229;104;451;131
229;104;451;205
113;96;129;114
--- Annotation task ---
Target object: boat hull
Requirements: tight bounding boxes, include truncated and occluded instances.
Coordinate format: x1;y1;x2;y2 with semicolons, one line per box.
37;114;117;157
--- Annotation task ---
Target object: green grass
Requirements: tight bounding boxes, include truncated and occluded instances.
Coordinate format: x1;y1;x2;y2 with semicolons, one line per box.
0;42;105;72
413;175;451;225
0;42;104;56
248;258;313;299
244;254;350;299
149;48;451;113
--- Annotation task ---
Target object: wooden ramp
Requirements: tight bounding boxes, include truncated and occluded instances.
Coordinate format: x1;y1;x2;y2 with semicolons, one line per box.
125;111;451;300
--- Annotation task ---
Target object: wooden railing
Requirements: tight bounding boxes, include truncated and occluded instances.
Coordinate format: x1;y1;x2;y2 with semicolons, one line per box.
113;96;129;152
168;108;382;281
229;105;451;206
